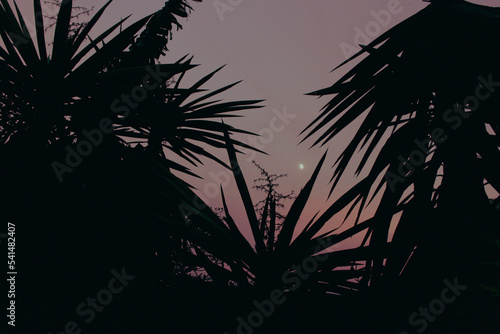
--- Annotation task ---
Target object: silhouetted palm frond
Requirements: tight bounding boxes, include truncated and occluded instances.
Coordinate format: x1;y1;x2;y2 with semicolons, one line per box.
302;0;500;286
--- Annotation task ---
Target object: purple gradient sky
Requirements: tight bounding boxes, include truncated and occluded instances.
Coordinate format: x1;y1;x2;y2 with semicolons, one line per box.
17;0;497;248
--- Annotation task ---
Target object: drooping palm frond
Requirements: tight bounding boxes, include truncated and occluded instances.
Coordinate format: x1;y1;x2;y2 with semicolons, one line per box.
301;0;500;286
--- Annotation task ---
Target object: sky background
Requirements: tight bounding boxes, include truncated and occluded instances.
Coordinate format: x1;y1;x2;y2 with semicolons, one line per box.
16;0;499;248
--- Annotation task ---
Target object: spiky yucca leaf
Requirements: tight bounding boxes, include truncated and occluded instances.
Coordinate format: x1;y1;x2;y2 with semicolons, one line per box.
146;128;375;296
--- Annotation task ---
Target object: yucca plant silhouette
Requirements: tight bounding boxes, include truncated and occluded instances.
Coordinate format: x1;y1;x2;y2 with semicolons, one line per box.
0;0;264;276
0;1;265;333
141;127;412;333
0;0;262;178
301;0;500;292
147;127;383;297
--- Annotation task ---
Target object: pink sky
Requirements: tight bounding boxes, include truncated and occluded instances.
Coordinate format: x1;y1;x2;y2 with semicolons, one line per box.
15;0;496;248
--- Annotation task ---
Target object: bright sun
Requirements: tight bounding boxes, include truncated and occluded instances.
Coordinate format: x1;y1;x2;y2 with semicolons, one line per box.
298;163;304;170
